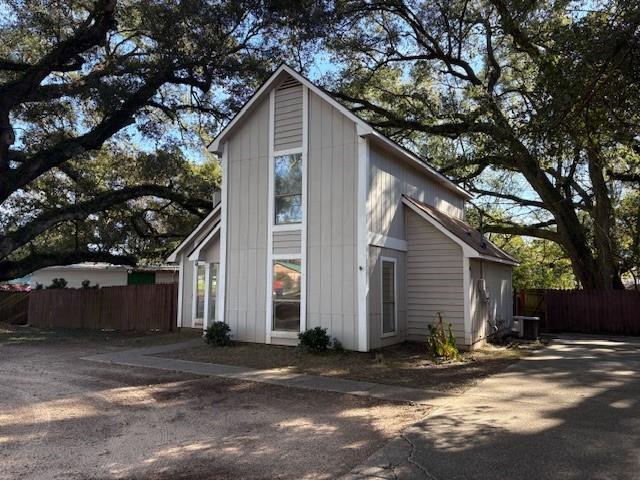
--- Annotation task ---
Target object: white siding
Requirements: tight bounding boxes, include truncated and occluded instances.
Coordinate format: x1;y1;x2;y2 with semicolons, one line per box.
225;95;270;342
405;209;466;344
273;230;301;255
274;75;303;151
31;269;127;288
368;144;465;240
306;90;359;350
469;259;513;345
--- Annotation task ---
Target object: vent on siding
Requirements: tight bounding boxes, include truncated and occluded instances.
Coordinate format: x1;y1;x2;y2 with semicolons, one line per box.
274;75;303;151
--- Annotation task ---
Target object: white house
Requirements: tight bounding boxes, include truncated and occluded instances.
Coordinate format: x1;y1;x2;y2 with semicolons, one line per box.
167;65;518;351
31;263;178;289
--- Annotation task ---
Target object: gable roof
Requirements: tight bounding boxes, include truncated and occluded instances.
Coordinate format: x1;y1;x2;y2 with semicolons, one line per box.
402;195;520;266
166;203;221;263
208;64;471;200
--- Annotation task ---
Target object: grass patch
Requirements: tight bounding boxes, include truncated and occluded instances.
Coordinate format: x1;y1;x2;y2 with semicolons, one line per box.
160;338;547;392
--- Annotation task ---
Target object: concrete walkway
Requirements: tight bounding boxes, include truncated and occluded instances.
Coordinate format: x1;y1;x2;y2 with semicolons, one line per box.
343;335;640;480
83;340;454;405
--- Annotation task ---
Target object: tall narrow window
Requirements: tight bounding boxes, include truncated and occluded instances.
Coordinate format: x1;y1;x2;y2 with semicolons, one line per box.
382;259;396;335
272;259;301;331
274;153;302;224
208;263;218;322
195;264;206;322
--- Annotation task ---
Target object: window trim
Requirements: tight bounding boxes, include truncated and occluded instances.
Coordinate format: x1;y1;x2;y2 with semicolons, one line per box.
380;256;398;338
266;86;308;343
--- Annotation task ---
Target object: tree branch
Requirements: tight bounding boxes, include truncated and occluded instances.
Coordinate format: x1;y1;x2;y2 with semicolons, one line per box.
0;184;211;259
484;223;559;242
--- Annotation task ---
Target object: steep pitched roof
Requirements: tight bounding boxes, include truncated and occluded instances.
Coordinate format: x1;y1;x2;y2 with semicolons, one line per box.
403;195;520;266
208;64;471;200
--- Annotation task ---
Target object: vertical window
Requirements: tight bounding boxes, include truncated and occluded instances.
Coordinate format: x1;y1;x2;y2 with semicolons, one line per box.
274;153;302;224
382;259;396;335
208;263;218;322
195;264;206;320
272;259;301;331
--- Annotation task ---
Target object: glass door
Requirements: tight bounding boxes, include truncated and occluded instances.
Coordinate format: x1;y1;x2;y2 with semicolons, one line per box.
194;263;206;326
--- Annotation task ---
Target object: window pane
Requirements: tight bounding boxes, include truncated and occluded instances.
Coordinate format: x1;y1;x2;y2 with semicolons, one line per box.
208;263;218;321
275;194;302;224
382;261;395;334
382;302;395;334
273;259;301;331
196;264;206;320
273;260;301;300
274;154;302;195
382;262;395;302
273;301;300;331
274;153;302;225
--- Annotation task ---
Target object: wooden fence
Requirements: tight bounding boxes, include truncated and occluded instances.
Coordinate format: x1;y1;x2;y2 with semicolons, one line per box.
27;283;178;331
516;289;640;335
0;291;29;324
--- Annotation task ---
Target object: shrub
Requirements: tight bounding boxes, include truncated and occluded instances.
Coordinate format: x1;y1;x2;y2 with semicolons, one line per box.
426;313;460;361
298;327;331;352
46;278;67;289
81;279;99;289
204;321;232;346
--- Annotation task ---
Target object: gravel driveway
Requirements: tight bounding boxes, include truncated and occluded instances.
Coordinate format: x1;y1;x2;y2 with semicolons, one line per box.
0;329;429;480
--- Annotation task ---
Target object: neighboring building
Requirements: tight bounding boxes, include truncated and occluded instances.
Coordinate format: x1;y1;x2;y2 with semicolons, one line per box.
31;263;178;289
168;65;518;350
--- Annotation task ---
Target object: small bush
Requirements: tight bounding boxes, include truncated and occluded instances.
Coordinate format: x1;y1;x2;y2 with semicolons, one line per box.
81;279;99;289
47;278;67;289
298;327;331;352
205;321;232;346
426;313;460;361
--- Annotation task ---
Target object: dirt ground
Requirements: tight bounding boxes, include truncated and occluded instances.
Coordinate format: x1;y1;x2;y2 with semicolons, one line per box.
161;339;543;392
0;324;429;480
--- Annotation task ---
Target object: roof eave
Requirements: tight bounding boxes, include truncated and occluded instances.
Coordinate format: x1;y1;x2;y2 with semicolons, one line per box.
166;203;221;263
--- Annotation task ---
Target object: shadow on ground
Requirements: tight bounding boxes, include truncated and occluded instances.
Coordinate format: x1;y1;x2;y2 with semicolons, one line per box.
347;336;640;480
0;333;427;480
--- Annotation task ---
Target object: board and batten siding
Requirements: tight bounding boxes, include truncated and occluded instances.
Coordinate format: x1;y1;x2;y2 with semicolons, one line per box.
405;209;466;344
368;145;465;241
368;246;407;349
273;230;301;255
469;259;513;345
274;75;303;151
306;90;359;350
225;95;270;343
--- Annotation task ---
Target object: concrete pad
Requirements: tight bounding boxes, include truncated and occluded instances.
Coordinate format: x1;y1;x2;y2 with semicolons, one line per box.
343;334;640;479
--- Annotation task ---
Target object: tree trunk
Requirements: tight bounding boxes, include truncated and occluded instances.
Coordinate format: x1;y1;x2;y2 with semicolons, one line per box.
586;142;624;289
